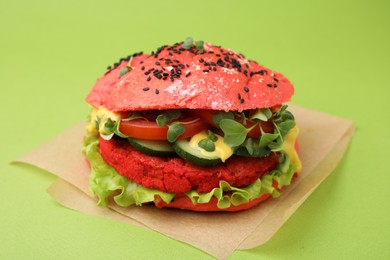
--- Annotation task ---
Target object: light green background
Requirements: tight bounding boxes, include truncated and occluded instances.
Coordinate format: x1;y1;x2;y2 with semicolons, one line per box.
1;0;389;259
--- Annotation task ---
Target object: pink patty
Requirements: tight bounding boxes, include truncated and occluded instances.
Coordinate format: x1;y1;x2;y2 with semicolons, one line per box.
99;137;279;193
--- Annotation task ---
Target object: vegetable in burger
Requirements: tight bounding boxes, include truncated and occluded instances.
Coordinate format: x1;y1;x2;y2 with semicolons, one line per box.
82;38;302;212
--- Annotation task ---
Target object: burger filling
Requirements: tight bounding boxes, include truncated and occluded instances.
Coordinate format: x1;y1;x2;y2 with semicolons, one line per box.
83;104;302;209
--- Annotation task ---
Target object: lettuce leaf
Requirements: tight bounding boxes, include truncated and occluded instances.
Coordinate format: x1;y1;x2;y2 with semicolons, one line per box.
83;134;297;209
83;135;175;207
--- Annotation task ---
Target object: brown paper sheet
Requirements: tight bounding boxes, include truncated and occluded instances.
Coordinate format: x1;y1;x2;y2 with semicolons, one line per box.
14;105;355;259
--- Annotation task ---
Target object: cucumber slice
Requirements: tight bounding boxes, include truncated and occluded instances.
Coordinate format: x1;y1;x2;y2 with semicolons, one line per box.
127;138;175;157
172;139;222;166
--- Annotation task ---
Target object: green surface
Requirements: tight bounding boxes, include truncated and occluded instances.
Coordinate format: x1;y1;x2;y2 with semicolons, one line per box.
1;0;389;259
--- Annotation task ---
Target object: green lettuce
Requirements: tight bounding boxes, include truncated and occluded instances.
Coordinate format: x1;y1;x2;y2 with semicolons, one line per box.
185;153;296;209
83;134;296;209
83;135;175;207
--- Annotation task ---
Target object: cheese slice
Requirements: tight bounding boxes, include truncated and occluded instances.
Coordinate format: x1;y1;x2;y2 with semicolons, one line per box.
283;126;302;173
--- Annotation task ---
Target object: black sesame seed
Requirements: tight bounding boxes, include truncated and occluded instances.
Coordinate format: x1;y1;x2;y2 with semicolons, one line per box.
153;69;162;75
231;58;241;70
216;58;225;67
251;70;266;76
143;87;150;91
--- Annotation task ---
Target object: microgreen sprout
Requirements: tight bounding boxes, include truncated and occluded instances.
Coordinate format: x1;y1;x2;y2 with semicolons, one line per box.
119;56;134;77
119;67;130;77
156;110;182;127
167;123;185;142
217;106;295;156
198;130;218;152
183;37;204;50
199;138;216;152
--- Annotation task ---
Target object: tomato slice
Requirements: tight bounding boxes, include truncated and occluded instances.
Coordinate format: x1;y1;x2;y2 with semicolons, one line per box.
246;121;274;138
119;117;208;140
195;110;217;126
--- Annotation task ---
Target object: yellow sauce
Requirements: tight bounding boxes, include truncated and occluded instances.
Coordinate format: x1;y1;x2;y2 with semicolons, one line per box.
189;131;234;162
86;106;121;136
283;126;302;173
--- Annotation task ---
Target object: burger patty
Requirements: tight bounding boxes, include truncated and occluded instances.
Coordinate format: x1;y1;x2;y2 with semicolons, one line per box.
99;137;279;193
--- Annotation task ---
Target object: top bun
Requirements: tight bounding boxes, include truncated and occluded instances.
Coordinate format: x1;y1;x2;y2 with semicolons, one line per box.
86;41;294;112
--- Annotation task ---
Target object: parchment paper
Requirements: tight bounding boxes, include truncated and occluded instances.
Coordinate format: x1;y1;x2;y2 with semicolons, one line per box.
14;105;355;259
